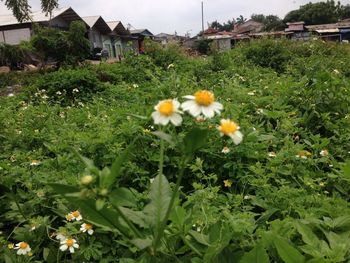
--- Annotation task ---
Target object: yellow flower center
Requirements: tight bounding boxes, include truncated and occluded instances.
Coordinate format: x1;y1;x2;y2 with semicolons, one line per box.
19;242;28;249
72;211;80;218
66;214;74;221
219;120;238;135
66;239;74;247
195;90;214;106
158;100;174;116
84;224;92;230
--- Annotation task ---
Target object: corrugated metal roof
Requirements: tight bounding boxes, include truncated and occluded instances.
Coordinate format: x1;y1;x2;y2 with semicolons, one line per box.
0;7;72;26
82;16;110;33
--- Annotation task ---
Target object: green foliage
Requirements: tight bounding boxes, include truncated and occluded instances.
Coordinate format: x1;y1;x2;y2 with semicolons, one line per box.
30;22;90;66
243;39;291;73
284;0;349;25
30;67;102;105
196;39;212;55
251;14;285;31
1;39;350;262
0;42;29;68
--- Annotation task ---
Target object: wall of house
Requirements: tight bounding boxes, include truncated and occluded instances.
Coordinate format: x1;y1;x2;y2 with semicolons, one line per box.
102;35;113;57
0;28;31;44
88;28;103;49
50;16;70;29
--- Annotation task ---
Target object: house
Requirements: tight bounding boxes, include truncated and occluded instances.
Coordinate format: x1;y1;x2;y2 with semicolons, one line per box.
233;20;264;34
82;16;112;53
154;33;186;45
106;21;132;58
130;29;154;53
285;22;310;41
0;7;85;45
305;20;350;42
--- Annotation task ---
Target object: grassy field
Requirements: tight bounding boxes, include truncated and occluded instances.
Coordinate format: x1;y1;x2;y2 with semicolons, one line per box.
1;39;350;262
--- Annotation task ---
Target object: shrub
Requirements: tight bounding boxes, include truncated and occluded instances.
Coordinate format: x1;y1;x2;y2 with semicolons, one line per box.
243;38;291;73
32;68;102;104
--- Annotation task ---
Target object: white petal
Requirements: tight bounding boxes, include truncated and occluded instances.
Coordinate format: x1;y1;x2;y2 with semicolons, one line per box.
17;249;24;255
60;245;68;251
188;104;202;117
170;113;182;126
76;215;82;221
202;106;215;118
173;100;180;110
183;95;195;100
212;102;223;113
230;131;243;145
73;244;79;248
159;116;170;125
88;229;94;235
181;100;196;111
69;247;75;253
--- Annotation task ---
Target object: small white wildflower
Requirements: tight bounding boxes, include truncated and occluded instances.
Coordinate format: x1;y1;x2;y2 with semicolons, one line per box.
59;238;79;253
14;242;31;255
222;146;230;154
80;223;94;235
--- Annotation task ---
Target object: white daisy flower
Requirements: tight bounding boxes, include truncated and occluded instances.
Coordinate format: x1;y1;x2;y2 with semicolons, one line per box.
66;210;82;221
181;90;223;118
320;149;329;157
59;238;79;253
268;152;276;158
55;232;66;241
218;119;243;145
30;160;40;166
80;223;94;235
151;99;182;126
14;242;31;255
221;146;230;154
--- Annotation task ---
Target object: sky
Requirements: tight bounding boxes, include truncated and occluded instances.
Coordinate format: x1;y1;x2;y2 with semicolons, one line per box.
1;0;350;36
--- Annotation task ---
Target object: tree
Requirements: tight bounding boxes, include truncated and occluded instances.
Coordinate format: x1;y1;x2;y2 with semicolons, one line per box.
209;19;234;31
1;0;58;22
236;15;247;25
283;0;350;25
251;14;285;31
66;21;91;65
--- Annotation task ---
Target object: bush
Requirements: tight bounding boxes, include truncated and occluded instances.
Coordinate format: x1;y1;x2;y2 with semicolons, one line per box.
0;43;27;68
32;68;102;104
196;39;212;54
243;38;291;73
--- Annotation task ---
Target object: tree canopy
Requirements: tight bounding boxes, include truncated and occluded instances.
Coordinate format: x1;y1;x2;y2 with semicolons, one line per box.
284;0;350;25
209;20;234;31
1;0;58;22
251;14;285;31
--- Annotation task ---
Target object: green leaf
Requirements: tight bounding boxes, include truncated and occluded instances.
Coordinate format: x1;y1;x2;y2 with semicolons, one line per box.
110;188;137;208
143;174;172;231
332;215;350;231
183;128;209;155
188;230;210;246
131;238;153;250
95;199;105;211
152;131;175;146
240;243;269;263
170;206;186;227
43;247;50;260
49;183;80;195
119;207;147;228
273;235;305;263
295;222;320;247
342;160;350;179
103;139;138;189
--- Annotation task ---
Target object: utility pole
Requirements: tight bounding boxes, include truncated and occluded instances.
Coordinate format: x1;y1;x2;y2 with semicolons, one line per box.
201;1;204;33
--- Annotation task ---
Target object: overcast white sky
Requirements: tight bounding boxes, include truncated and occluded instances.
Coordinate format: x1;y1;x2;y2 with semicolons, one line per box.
1;0;350;35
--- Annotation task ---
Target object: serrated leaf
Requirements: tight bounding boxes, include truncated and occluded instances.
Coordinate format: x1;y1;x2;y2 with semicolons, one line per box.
273;235;305;263
119;207;147;228
240;243;269;263
183;128;209;155
110;188;137;208
143;174;172;231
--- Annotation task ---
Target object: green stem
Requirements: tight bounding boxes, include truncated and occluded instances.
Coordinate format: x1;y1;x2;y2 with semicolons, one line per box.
112;204;143;239
159;139;165;176
153;156;189;252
